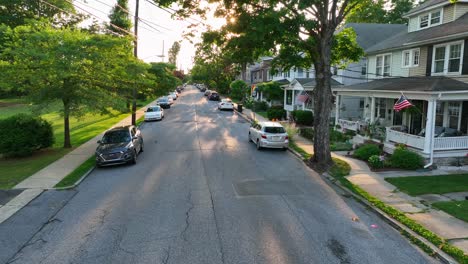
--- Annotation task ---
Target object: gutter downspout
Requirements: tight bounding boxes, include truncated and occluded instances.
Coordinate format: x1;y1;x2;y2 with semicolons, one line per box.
424;94;441;169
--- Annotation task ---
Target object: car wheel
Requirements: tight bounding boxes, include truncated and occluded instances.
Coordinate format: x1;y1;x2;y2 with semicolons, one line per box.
140;142;144;153
248;132;252;142
256;139;262;150
131;150;137;164
282;147;288;151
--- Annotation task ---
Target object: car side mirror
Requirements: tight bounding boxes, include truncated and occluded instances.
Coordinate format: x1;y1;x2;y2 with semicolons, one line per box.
132;136;138;140
97;140;102;144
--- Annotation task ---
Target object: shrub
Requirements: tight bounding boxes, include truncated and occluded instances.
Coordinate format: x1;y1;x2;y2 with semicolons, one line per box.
330;130;350;143
291;110;313;126
353;144;381;161
229;80;249;100
267;106;286;120
331;142;353;151
389;148;424;170
0;114;54;157
252;101;269;111
299;128;314;141
368;155;384;169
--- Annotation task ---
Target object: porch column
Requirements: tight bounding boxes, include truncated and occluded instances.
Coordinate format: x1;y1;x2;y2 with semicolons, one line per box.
370;97;376;123
335;94;340;126
423;99;436;154
284;89;287;106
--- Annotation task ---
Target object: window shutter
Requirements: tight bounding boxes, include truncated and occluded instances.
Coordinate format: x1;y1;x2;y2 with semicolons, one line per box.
462;39;468;75
426;45;433;76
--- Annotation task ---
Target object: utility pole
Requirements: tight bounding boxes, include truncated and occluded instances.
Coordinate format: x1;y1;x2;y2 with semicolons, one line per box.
131;0;140;125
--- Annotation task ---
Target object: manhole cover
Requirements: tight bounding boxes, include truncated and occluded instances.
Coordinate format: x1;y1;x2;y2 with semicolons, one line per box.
234;180;303;196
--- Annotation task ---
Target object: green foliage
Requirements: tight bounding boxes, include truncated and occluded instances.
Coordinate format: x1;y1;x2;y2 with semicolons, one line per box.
353;144;381;161
329;158;352;178
299;128;314;141
55;156;95;188
148;62;180;96
389;148;424;170
168;41;181;65
291;110;313;126
107;0;132;35
266;106;286;120
385;174;468;196
252;101;269;112
433;201;468;223
0;114;53;157
257;81;283;101
346;0;414;24
368;155;384;169
229;80;249;100
330;130;350;143
330;142;353;151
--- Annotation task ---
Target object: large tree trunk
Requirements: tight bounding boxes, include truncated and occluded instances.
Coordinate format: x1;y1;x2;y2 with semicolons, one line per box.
310;34;334;171
63;98;72;148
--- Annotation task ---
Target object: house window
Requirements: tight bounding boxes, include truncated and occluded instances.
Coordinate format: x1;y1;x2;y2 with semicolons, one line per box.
435;101;444;126
448;102;461;129
297;68;303;76
286;90;293;105
419;9;442;29
378;98;386;118
359;98;365;109
403;49;420;67
433;41;464;75
284;70;290;78
361;65;367;75
376;56;383;76
383;55;391;76
306;71;310;78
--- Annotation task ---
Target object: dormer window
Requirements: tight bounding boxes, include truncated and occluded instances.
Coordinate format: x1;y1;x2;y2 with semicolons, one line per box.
419;9;442;29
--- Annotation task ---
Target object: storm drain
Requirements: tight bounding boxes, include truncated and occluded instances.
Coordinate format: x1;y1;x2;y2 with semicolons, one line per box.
234;180;303;196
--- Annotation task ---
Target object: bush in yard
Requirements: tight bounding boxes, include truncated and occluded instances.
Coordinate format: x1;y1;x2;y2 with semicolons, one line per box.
299;128;314;141
0;114;54;157
291;110;313;126
267;106;286;120
330;130;350;142
389;148;424;170
229;80;249;100
252;101;269;111
368;155;384;169
331;142;353;151
353;144;381;161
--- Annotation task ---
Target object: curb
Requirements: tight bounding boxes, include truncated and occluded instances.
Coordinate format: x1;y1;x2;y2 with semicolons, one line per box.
52;166;96;191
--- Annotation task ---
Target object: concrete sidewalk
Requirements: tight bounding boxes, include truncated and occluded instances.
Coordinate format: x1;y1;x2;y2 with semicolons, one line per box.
0;101;155;224
293;134;468;254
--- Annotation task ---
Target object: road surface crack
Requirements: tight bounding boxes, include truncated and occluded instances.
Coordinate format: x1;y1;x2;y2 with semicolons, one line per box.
181;191;194;242
161;246;171;264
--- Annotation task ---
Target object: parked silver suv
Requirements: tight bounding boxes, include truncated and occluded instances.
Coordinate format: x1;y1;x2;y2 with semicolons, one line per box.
248;122;289;150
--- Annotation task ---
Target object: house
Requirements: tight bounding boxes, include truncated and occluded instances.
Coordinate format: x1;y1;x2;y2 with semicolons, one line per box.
282;23;407;119
335;0;468;165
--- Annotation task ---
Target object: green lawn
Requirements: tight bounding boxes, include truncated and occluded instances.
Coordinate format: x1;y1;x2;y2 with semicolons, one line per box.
255;111;268;119
0;97;153;189
385;174;468;196
433;200;468;223
55;156;96;188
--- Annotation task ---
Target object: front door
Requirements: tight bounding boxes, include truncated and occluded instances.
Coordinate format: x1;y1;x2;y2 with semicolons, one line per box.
461;101;468;134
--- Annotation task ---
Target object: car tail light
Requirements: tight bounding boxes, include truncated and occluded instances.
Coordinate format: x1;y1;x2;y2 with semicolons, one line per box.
285;136;289;140
261;134;267;139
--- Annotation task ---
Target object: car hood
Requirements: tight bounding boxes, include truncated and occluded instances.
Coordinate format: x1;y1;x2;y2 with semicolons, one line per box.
96;142;131;154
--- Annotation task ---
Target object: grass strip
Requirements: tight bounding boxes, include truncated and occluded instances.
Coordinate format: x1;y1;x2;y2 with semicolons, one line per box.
385;174;468;196
291;144;468;263
54;156;95;188
433;200;468;223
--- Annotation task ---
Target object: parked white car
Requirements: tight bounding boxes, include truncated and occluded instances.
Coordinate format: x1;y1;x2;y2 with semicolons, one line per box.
144;105;164;121
168;92;177;100
168;96;174;105
249;122;289;150
218;99;234;110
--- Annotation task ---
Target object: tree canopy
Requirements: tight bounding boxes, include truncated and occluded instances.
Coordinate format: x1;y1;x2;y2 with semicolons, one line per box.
168;41;181;66
346;0;416;24
107;0;133;36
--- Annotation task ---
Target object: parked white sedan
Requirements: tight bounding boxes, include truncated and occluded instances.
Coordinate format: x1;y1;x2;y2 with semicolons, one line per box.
144;105;164;121
218;99;234;110
248;122;289;150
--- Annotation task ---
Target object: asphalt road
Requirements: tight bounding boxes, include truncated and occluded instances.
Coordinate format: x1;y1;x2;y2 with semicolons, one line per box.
0;86;439;264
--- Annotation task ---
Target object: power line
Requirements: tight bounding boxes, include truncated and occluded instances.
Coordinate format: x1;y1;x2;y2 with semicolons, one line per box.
143;0;206;27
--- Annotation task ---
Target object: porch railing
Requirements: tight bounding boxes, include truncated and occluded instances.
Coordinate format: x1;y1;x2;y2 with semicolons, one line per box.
385;126;425;150
337;119;361;132
434;136;468;151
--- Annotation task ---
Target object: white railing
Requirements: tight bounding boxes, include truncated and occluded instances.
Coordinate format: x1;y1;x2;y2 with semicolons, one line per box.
386;126;425;150
338;119;360;131
434;136;468;150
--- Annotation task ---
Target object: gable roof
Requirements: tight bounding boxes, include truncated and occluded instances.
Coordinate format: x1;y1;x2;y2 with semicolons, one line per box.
366;13;468;54
294;78;342;88
404;0;448;17
343;23;407;50
337;77;468;93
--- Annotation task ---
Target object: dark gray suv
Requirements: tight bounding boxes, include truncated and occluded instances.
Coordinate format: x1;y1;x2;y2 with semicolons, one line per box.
95;125;144;167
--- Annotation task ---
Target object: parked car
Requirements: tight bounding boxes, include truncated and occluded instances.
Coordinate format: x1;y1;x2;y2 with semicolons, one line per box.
204;90;211;96
248;122;288;150
144;105;164;121
218;99;234;110
200;86;206;92
176;87;182;93
168;92;177;100
95;125;144;166
208;92;220;101
156;97;171;109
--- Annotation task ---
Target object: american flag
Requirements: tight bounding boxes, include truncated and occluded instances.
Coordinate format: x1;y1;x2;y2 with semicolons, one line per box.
393;95;413;112
295;90;310;104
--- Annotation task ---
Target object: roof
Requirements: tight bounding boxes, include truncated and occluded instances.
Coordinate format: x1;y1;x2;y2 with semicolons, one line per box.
343;23;407;50
337;77;468;93
366;13;468;54
404;0;447;17
274;79;290;85
259;121;283;127
294;78;342;88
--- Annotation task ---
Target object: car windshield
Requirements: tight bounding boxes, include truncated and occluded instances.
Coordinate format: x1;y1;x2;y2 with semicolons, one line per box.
157;98;167;103
101;130;131;144
264;127;285;134
147;106;161;112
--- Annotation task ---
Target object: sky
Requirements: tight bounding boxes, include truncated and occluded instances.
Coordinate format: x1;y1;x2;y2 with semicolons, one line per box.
74;0;226;72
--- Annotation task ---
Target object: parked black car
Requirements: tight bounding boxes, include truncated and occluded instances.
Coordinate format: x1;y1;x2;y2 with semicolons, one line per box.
95;125;144;167
156;97;171;109
200;87;206;92
208;92;220;101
